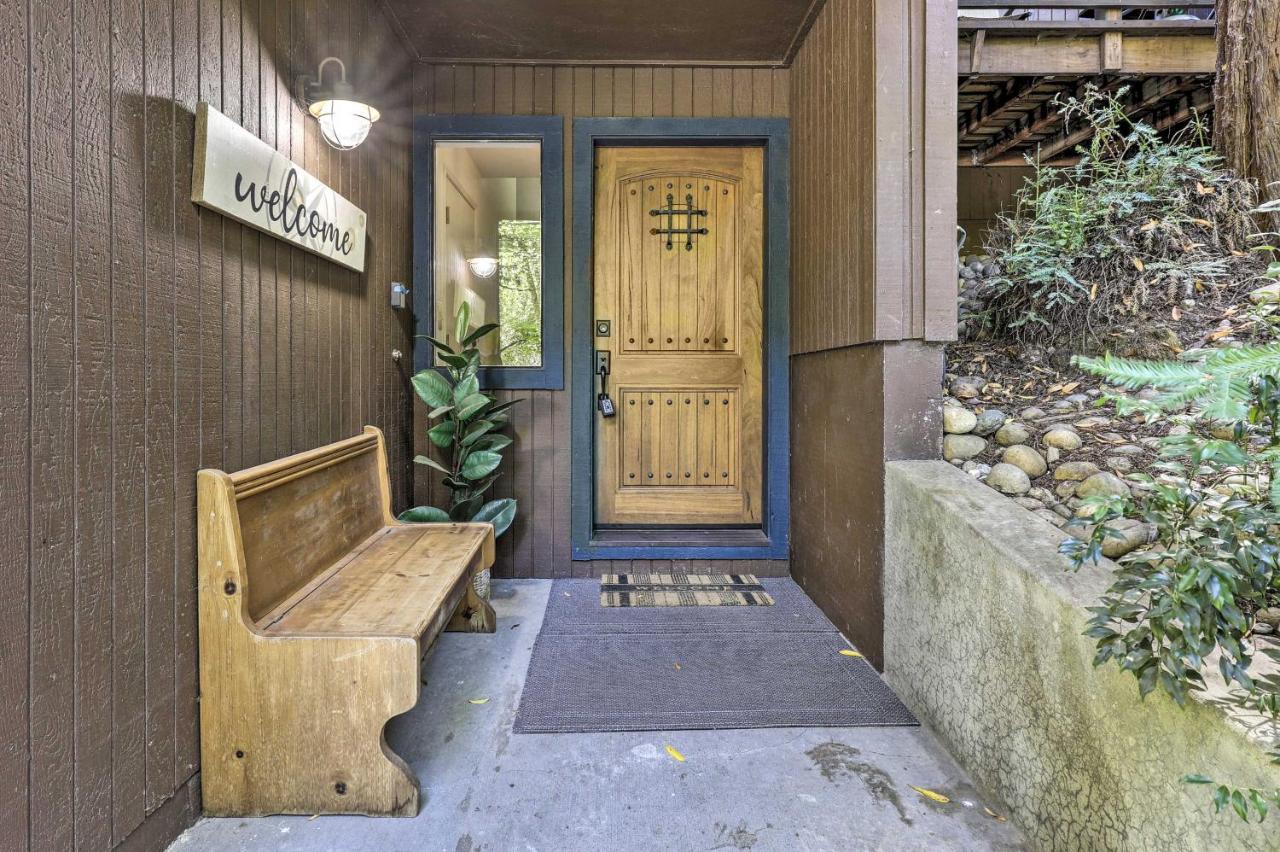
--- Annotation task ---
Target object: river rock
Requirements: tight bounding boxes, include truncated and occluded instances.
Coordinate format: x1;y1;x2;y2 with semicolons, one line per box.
1100;518;1156;558
1074;416;1112;430
950;376;986;399
995;422;1031;446
973;408;1008;437
1014;497;1045;511
1019;406;1047;421
943;434;987;461
986;463;1031;495
1055;461;1099;481
1249;282;1280;304
962;461;992;479
1257;608;1280;629
1003;444;1047;478
1043;428;1083;451
1105;456;1135;473
943;405;978;434
1034;508;1067;527
1055;480;1079;499
1076;471;1131;499
1028;486;1056;504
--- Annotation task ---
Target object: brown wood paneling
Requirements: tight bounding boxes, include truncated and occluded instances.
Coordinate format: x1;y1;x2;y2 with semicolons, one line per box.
791;342;943;668
412;62;791;579
6;1;415;849
790;0;957;352
958;166;1036;252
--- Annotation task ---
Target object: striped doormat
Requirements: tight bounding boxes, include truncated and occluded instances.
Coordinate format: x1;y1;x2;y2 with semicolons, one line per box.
600;573;774;607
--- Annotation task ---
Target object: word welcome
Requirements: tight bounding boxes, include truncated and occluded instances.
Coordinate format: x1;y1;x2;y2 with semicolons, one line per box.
233;167;354;258
192;102;367;271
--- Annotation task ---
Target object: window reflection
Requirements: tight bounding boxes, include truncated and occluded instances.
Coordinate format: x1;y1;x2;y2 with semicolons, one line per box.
433;140;543;367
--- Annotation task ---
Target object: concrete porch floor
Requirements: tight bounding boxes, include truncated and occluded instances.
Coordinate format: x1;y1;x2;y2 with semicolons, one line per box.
170;580;1025;852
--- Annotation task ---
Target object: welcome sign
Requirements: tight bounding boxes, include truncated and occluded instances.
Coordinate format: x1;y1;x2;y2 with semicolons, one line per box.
192;102;367;272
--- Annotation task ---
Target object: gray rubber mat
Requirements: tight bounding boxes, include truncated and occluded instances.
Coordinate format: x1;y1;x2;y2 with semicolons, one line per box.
513;579;917;733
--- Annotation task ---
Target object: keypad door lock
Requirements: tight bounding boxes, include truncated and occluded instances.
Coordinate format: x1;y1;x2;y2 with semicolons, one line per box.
595;350;616;418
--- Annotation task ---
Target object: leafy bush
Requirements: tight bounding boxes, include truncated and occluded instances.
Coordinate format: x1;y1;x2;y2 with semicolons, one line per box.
982;85;1263;345
1063;323;1280;820
400;301;520;536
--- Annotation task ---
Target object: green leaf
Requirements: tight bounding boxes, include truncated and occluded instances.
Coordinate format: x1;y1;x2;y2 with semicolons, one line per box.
438;352;470;370
456;392;491;420
427;421;456;449
482;398;523;418
416;333;455;354
411;370;453;408
454;301;471;344
413;454;451;476
428;404;454;419
398;506;450;523
472;498;517;537
462;322;501;345
453;374;480;405
460;420;495;447
451;493;484;521
460;450;502;481
474;433;512;452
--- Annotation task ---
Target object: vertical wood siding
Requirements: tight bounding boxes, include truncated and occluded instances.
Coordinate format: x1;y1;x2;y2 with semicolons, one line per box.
789;0;958;353
412;62;791;580
2;1;414;848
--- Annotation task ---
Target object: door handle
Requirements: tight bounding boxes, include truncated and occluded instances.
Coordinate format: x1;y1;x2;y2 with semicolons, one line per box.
596;350;616;418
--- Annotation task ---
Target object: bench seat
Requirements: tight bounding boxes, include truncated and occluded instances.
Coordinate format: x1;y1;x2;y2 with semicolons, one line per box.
261;524;492;637
197;426;496;818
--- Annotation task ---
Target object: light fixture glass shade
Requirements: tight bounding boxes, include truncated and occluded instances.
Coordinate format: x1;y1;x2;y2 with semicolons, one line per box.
467;256;499;278
309;99;380;150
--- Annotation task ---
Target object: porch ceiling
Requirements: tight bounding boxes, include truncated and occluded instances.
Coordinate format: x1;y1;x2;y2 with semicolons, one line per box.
378;0;822;65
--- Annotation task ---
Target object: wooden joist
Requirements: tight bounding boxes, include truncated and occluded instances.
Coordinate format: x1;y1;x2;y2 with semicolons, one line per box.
966;75;1212;165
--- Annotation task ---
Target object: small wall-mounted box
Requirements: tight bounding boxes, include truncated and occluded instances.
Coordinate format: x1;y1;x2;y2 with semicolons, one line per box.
391;282;409;310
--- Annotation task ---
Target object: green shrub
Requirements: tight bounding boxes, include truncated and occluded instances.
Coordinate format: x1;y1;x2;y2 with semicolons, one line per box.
982;85;1262;346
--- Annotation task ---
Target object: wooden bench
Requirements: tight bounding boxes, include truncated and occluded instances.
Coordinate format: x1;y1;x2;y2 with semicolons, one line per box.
196;426;496;817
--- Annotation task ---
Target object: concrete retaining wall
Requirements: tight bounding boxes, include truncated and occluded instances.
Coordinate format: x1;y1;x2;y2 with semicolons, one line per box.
884;460;1280;852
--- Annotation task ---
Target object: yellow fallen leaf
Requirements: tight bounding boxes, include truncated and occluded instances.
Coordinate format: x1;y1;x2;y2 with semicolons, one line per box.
1060;381;1079;394
673;662;682;671
1140;219;1159;232
665;745;686;762
984;806;1006;821
1195;181;1215;195
1089;282;1098;302
468;698;489;705
910;786;951;804
839;649;863;658
1171;306;1181;321
1132;257;1145;272
1191;218;1212;227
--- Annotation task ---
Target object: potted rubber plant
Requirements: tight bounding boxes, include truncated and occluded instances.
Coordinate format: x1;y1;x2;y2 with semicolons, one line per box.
400;301;520;598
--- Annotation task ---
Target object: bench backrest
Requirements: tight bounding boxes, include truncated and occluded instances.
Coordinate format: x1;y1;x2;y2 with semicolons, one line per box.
220;427;395;623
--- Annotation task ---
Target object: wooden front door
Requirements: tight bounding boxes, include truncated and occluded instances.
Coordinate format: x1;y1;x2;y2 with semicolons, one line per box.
593;146;764;526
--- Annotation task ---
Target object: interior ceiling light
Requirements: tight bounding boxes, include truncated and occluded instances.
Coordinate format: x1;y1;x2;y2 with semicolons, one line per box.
467;256;499;278
302;57;380;150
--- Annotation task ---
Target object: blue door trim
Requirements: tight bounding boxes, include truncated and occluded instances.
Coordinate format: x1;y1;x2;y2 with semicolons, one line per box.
570;118;791;561
412;114;565;390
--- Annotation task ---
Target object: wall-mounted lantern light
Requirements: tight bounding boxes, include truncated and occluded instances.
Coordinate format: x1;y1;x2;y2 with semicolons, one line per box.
466;256;499;279
299;57;380;150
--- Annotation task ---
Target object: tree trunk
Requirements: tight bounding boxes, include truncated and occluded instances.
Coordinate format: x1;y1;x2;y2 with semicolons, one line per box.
1214;0;1280;213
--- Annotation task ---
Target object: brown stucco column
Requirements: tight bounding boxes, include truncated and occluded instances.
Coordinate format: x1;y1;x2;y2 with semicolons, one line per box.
790;340;943;669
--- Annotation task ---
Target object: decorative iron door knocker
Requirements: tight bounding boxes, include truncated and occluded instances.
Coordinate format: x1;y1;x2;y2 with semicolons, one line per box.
649;193;708;251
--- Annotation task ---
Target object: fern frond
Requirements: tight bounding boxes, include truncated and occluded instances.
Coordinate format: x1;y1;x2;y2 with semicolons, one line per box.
1075;353;1207;389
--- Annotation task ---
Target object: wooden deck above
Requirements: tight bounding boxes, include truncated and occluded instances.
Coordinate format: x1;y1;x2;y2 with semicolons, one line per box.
957;2;1216;164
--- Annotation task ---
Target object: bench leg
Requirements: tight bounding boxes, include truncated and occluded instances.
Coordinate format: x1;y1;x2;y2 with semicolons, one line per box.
446;579;497;633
